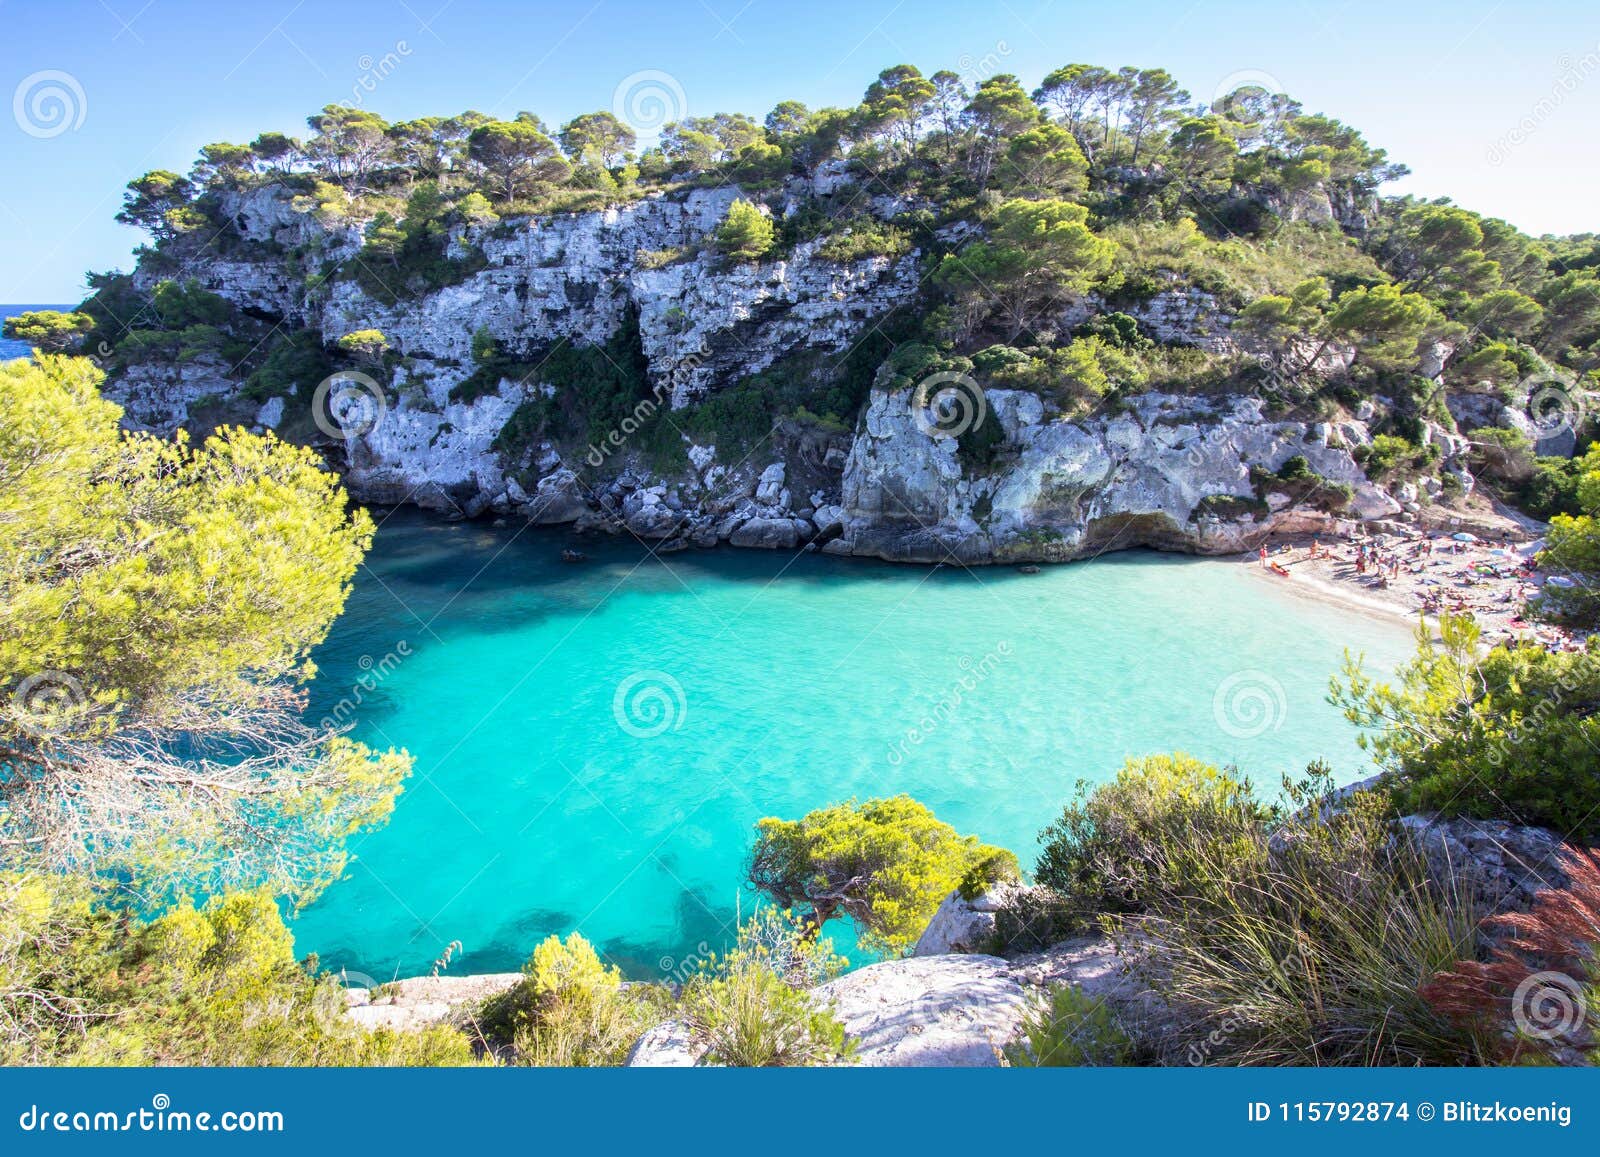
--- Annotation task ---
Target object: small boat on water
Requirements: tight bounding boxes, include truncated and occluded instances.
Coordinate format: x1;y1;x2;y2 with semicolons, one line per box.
561;549;588;564
1018;565;1041;574
1269;562;1292;577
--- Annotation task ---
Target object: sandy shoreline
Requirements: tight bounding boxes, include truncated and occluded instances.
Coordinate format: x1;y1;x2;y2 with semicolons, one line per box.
1223;524;1579;653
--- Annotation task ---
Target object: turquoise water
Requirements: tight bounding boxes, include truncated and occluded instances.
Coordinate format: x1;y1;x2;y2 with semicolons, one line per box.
291;509;1414;980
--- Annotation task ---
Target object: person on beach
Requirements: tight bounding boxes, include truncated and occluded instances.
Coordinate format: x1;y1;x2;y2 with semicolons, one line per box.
1259;546;1268;567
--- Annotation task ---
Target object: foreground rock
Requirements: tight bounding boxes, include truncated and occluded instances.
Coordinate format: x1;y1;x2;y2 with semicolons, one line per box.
815;954;1032;1066
1401;814;1576;919
343;972;520;1032
624;1020;702;1067
913;882;1030;956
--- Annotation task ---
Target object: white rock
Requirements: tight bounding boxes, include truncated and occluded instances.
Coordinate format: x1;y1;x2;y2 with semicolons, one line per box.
729;516;799;550
913;885;1029;956
625;1020;703;1067
755;462;786;503
816;954;1031;1067
255;396;285;428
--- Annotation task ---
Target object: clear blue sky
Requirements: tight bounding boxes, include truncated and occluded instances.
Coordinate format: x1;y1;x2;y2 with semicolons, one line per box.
1;0;1596;302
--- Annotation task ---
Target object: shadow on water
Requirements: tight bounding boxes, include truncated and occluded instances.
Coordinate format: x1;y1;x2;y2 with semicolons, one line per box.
597;885;742;980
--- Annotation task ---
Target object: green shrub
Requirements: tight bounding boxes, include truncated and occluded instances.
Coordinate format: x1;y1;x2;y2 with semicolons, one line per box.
1193;493;1270;520
1005;985;1138;1066
1276;454;1312;481
748;795;1017;956
1336;613;1600;836
713;199;775;261
1517;455;1585;519
814;217;910;263
1130;784;1490;1066
1034;753;1271;921
635;246;687;270
970;343;1033;380
0;873;477;1066
1466;425;1534;481
242;331;337;402
985;337;1144;410
479;932;659;1066
1356;433;1426;476
679;911;851;1067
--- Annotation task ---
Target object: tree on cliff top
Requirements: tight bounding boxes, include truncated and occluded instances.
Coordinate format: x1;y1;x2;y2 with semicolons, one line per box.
0;356;410;904
467;119;571;204
747;795;1019;955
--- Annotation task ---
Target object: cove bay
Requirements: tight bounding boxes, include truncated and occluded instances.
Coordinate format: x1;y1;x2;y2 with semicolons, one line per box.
292;510;1415;978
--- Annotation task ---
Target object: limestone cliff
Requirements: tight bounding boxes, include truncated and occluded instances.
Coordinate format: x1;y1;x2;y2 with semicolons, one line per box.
100;170;1448;564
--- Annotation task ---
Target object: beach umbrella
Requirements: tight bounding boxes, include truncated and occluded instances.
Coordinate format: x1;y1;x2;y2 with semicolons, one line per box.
1451;532;1479;543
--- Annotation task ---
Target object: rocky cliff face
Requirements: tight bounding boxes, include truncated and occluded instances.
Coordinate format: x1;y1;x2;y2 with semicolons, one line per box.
834;388;1397;564
103;174;1444;564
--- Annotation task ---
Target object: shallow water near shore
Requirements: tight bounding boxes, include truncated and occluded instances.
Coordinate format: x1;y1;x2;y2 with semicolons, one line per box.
291;509;1415;979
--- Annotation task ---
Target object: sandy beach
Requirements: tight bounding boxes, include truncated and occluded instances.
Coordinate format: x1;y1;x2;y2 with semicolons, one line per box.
1236;519;1580;653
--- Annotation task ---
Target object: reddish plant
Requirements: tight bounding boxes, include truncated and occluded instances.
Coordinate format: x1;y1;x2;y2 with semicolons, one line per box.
1421;846;1600;1061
